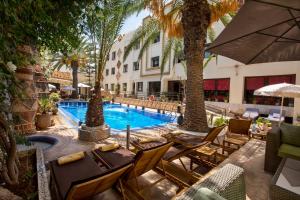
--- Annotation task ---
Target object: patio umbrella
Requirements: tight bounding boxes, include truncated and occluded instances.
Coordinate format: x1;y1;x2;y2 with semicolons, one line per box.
78;83;91;88
61;86;75;91
254;83;300;125
207;0;300;64
48;84;56;90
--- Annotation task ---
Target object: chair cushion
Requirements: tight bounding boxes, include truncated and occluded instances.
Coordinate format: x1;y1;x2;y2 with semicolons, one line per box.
194;188;226;200
280;123;300;147
278;144;300;160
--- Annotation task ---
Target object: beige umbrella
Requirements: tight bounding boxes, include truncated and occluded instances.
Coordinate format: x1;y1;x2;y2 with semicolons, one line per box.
254;83;300;125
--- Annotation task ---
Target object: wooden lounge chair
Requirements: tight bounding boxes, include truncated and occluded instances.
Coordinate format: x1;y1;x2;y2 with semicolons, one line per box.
66;164;132;200
50;153;133;200
122;142;173;200
162;125;226;171
222;119;252;154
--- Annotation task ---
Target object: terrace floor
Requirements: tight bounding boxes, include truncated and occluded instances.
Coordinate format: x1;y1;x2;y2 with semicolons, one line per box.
36;113;272;200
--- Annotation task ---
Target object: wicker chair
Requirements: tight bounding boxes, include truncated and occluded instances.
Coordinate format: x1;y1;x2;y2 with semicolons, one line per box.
175;163;246;200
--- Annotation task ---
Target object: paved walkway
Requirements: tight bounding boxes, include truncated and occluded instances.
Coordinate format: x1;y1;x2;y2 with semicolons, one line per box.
37;113;272;200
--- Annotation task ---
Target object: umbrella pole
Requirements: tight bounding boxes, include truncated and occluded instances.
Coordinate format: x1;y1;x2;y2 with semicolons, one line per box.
279;96;284;127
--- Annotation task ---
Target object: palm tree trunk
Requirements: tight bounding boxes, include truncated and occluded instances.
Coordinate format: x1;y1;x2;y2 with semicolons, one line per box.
181;0;210;132
85;81;104;127
71;60;79;99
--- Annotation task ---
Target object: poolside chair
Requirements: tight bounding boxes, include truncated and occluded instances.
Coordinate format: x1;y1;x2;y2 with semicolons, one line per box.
163;125;226;171
122;142;174;199
267;109;285;123
50;153;132;200
66;164;132;200
242;108;259;120
222;119;252;154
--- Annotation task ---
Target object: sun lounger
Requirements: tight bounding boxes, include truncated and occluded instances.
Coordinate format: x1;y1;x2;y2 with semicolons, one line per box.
267;109;285;122
242;108;259;120
122;142;173;199
49;152;132;200
163;126;226;167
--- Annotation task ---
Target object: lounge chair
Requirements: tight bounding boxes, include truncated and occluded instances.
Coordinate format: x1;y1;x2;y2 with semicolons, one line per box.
122;142;174;199
50;153;132;200
162;125;226;171
242;108;259;120
222;119;251;154
267;109;285;123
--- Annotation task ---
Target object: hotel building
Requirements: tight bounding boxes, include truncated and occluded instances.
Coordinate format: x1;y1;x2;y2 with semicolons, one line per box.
102;18;300;121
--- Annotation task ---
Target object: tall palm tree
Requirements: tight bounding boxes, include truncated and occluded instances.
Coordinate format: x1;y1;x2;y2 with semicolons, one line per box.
51;39;90;99
84;0;142;127
125;0;239;132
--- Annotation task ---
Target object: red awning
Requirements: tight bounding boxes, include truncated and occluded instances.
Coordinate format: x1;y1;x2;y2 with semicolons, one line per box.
269;75;294;85
204;79;215;90
246;77;264;90
217;79;230;91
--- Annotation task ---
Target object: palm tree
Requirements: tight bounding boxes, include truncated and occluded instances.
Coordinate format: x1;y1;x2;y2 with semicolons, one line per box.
84;0;142;127
125;0;239;132
51;38;90;99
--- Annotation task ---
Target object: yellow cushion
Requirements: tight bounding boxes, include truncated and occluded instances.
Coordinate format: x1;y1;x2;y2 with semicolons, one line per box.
57;151;85;165
98;143;120;151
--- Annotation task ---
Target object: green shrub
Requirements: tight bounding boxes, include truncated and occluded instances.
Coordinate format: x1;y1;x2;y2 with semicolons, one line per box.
15;134;30;146
38;97;51;114
256;117;271;127
214;117;229;127
49;92;60;103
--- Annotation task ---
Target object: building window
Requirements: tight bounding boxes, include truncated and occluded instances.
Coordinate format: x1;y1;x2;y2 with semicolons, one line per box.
151;56;160;68
106;69;109;76
153;34;160;43
137;82;143;92
111;67;115;75
105;84;108;90
111;84;115;91
204;78;230;102
133;61;139;71
133;41;140;50
123;83;127;91
123;64;128;73
106;54;109;61
244;75;295;106
112;51;116;60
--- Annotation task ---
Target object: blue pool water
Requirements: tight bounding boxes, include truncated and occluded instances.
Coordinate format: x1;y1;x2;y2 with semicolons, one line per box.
59;102;175;130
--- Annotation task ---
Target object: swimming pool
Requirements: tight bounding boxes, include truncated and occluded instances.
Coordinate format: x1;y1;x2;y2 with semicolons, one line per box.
59;102;175;130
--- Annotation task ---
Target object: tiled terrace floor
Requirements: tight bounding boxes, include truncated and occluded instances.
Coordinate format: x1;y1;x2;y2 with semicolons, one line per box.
36;113;272;200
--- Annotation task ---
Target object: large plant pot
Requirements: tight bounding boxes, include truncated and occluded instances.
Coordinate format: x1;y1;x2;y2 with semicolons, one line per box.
36;113;51;129
78;125;110;142
12;65;38;133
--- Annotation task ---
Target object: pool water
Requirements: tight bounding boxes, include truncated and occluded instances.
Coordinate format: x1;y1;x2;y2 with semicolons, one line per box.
59;103;175;130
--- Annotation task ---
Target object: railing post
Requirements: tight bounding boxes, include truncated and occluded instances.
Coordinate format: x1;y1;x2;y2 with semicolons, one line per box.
126;125;130;150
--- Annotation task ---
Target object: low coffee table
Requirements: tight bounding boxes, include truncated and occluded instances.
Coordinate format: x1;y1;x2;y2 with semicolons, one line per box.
270;158;300;200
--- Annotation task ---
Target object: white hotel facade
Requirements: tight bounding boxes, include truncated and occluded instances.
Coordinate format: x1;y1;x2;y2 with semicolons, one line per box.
102;18;300;121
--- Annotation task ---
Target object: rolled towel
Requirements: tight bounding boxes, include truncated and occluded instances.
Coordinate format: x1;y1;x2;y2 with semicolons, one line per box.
139;137;160;144
99;143;120;152
57;151;85;165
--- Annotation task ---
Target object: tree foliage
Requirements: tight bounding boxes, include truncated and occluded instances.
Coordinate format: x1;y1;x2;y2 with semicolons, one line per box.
0;0;93;185
84;0;142;127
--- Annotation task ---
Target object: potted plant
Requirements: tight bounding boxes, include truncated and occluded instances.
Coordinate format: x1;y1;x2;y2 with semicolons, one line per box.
36;97;51;129
49;92;60;115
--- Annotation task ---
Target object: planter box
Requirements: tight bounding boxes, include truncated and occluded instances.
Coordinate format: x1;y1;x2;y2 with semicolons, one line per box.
17;146;50;200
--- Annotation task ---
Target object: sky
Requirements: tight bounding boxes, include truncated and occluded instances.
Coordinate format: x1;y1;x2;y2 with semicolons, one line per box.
120;9;150;34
